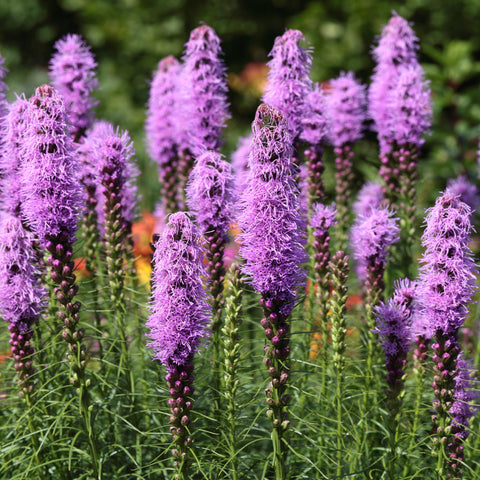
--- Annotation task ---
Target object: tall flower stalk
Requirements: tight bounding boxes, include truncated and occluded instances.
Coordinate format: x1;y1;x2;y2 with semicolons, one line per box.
262;29;313;147
369;13;432;276
301;84;328;210
350;204;399;473
147;212;211;480
416;191;477;479
186;150;235;418
238;104;307;480
179;24;229;204
95;123;138;396
19;84;100;477
49;33;98;142
374;279;416;479
325;71;366;251
146;56;182;213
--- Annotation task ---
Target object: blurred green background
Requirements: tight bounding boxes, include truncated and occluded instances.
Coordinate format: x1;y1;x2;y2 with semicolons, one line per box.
2;0;480;211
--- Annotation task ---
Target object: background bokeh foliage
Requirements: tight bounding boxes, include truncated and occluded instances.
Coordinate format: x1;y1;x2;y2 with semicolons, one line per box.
2;0;480;210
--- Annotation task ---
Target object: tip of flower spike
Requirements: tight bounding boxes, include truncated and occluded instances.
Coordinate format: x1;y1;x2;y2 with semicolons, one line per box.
164;212;198;244
254;104;286;131
188;24;221;49
34;84;54;99
158;55;180;73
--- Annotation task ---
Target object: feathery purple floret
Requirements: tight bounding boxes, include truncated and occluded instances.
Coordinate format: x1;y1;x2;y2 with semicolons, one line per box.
325;71;366;147
311;202;336;231
0;214;45;333
369;13;431;154
145;56;181;167
446;175;480;212
93;121;139;228
416;192;477;338
19;85;82;245
263;29;313;140
181;25;229;156
387;64;432;148
351;206;399;268
186;151;235;239
450;355;479;439
374;298;412;359
239;104;307;315
353;181;385;217
1;96;29;214
371;12;419;68
146;212;211;367
300;83;328;146
49;34;98;140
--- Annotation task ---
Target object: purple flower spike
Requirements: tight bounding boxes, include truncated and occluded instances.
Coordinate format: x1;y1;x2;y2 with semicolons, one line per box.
446;175;480;212
146;56;181;167
300;83;328;147
95;122;139;229
0;214;45;332
181;24;230;157
301;84;328;206
146;56;182;212
49;34;98;141
417;192;477;338
147;212;211;368
0;215;45;398
353;181;385;217
325;71;366;147
388;63;432;149
239;104;307;315
351;205;399;288
186;150;235;241
372;12;419;67
1;96;29;215
263;29;313;140
20;85;82;246
311;203;337;231
450;355;479;440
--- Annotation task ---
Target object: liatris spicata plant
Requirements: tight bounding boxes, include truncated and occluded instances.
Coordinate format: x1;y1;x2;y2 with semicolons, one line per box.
147;212;211;479
369;13;432;276
238;103;307;480
49;33;98;142
327;249;349;477
309;203;336;366
146;56;182;213
262;29;313;144
350;204;399;472
186;150;235;416
19;84;99;475
374;281;415;478
324;71;366;250
0;214;45;397
416;191;477;478
0;214;45;467
180;24;229;170
94;122;138;388
300;84;328;209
